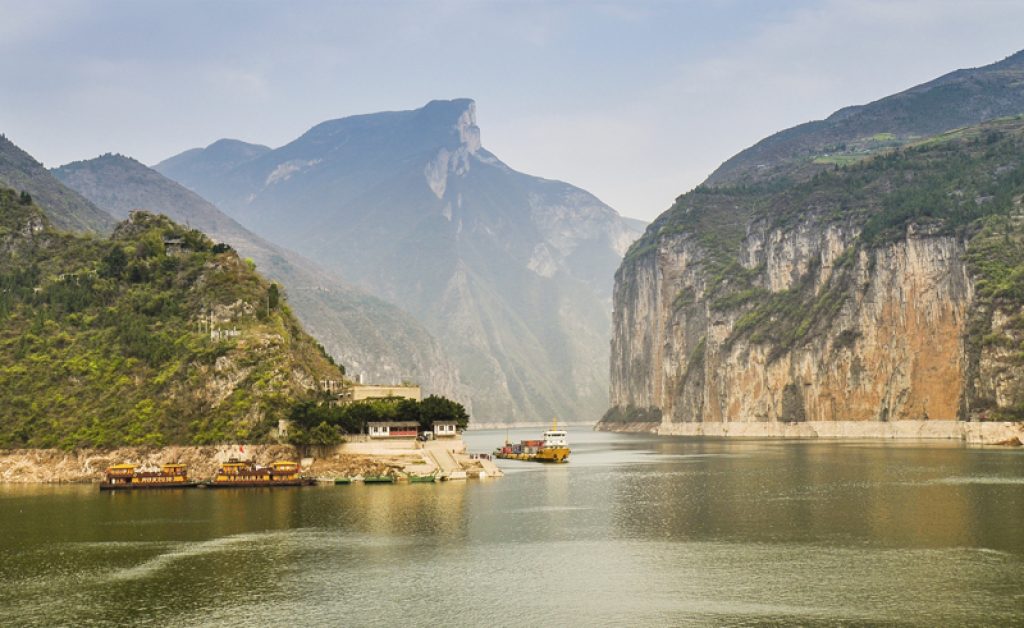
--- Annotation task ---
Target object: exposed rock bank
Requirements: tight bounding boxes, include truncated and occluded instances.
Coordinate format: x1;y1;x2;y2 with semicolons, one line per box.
0;440;500;483
597;419;1024;445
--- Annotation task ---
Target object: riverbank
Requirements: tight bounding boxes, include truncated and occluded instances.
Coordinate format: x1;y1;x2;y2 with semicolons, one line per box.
0;438;502;483
595;419;1024;445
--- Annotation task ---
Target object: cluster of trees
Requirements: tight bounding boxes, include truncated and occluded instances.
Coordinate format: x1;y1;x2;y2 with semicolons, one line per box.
285;394;469;448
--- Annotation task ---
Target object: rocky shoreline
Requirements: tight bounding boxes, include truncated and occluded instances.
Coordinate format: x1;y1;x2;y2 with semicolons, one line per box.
0;441;497;484
596;419;1024;445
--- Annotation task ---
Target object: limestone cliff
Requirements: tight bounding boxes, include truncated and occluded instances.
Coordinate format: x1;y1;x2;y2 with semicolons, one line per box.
605;117;1024;435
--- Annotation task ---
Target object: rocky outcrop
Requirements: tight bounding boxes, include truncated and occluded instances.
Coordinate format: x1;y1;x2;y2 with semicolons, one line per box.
611;224;982;427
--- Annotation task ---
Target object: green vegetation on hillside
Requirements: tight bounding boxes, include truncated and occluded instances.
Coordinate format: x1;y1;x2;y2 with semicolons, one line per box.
0;193;345;448
707;49;1024;186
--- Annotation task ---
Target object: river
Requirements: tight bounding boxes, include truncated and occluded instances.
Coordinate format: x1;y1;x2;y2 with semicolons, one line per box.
2;430;1023;626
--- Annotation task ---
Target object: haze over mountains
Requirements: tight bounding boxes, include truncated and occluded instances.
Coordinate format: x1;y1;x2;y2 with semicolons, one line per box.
158;99;644;422
0;134;114;234
52;154;462;402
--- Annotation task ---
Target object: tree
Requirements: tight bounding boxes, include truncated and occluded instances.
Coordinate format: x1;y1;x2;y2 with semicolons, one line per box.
418;395;469;430
18;191;31;205
396;398;421;423
342;402;379;434
287;400;324;430
308;421;343;447
102;245;128;278
268;283;280;310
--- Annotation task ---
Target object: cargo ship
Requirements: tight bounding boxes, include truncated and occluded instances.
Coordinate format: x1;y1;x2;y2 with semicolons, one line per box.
99;463;198;490
494;421;570;463
207;459;314;487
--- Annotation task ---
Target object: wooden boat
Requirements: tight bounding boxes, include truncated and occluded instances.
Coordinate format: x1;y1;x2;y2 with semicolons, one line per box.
408;473;437;483
99;463;198;490
207;459;314;488
362;475;396;484
334;477;353;485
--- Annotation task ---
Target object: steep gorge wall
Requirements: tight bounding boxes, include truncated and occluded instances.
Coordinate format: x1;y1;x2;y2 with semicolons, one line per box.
609;219;1017;435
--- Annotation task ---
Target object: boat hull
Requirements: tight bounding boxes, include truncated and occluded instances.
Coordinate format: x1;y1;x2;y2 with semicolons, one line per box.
206;479;315;488
99;481;199;491
494;447;570;464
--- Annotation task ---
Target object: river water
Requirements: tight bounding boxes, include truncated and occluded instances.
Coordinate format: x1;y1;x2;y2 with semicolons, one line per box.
2;430;1024;626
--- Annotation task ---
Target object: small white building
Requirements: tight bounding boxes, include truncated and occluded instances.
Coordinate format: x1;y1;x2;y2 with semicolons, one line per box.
367;421;420;439
433;420;458;438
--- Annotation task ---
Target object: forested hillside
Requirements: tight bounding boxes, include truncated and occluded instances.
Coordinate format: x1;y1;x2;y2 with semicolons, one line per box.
0;195;345;448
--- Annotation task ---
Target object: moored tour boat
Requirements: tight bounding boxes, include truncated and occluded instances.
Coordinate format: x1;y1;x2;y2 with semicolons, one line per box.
99;463;198;490
494;420;570;463
208;459;314;487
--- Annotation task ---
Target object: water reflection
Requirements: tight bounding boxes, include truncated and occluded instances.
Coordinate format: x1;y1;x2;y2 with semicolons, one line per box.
609;438;1024;553
2;432;1023;626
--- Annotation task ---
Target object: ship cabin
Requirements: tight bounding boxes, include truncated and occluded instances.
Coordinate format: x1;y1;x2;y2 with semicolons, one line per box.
219;460;252;476
215;459;271;482
432;420;458;438
105;464;137;484
269;461;301;480
159;464;188;480
542;430;567;448
367;421;420;439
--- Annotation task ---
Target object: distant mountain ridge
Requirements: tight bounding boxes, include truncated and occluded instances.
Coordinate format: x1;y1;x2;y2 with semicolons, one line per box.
155;139;271;199
157;99;644;422
52;154;463;403
0;134;114;233
708;49;1024;186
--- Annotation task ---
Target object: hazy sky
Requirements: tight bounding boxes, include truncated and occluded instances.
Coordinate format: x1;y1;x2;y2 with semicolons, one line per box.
2;0;1023;221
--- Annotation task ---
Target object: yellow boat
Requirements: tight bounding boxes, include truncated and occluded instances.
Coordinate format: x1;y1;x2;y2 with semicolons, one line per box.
494;419;570;463
208;459;313;487
99;463;198;490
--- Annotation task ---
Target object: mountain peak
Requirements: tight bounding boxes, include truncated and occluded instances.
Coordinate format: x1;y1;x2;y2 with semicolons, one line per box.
417;98;480;152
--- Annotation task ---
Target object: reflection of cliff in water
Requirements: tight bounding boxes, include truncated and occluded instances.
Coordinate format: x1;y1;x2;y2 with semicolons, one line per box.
611;439;1024;553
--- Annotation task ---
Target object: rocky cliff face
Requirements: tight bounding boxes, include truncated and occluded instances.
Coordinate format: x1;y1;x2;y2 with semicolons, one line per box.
612;226;974;425
607;117;1024;432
